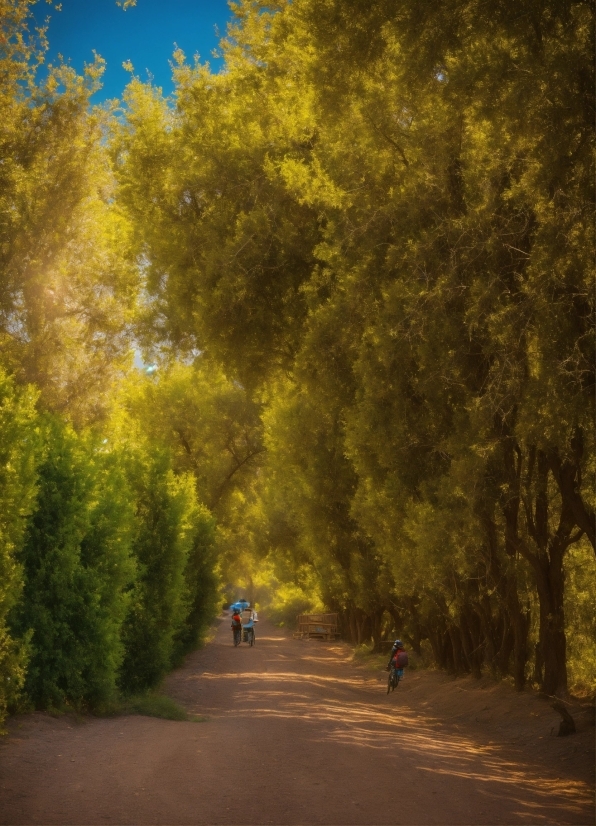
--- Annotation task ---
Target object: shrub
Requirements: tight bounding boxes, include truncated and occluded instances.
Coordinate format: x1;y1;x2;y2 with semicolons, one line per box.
173;502;218;660
119;452;197;693
10;417;136;710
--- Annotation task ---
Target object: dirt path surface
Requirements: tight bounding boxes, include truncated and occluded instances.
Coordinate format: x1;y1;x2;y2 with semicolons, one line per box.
1;616;593;825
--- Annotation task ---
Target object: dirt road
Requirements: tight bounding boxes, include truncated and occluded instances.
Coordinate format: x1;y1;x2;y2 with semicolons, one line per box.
1;616;593;825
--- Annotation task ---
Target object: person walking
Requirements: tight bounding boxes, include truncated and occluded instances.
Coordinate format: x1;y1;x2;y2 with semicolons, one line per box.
231;607;242;645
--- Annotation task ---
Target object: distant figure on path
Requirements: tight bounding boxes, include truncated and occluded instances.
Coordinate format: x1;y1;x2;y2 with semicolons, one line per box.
231;607;242;645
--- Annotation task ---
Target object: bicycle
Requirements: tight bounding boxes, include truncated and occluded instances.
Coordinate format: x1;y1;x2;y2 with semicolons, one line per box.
232;626;242;646
242;626;256;646
386;664;403;693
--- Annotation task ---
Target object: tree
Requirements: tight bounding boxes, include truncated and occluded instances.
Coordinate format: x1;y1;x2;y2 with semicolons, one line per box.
121;361;264;515
1;0;137;423
113;43;320;387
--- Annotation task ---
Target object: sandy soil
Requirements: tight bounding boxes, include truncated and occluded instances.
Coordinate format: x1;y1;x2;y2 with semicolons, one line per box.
0;615;593;825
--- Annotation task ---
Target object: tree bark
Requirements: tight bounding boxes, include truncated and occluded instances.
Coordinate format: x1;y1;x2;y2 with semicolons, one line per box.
499;433;529;690
427;621;450;670
547;433;595;553
370;608;385;652
531;538;568;696
448;626;468;674
521;447;581;696
460;608;482;679
479;505;522;680
347;608;359;645
498;624;515;678
408;600;424;656
506;569;530;691
477;592;498;670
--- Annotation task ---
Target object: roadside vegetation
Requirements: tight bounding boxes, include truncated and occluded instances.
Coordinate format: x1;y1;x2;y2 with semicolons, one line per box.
0;0;593;731
112;691;205;722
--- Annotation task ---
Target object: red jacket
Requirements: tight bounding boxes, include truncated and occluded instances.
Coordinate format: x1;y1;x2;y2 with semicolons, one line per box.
392;649;409;668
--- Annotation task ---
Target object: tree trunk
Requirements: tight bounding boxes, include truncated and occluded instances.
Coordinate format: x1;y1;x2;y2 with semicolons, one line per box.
521;447;579;696
505;569;529;691
348;609;359;645
497;624;515;677
547;430;595;553
478;592;499;673
442;629;455;672
533;550;568;696
460;609;482;679
387;605;401;640
499;433;530;690
353;608;369;646
479;511;519;679
448;626;468;674
427;623;449;670
533;642;543;686
370;608;385;652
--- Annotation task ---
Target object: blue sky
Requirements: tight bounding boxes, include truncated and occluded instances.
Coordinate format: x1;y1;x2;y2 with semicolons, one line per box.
33;0;233;101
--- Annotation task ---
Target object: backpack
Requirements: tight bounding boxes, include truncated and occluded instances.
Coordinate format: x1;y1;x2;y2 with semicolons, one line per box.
394;650;409;668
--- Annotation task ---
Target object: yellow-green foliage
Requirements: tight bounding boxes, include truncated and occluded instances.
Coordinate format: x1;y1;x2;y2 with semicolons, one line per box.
3;386;221;714
565;541;596;693
249;561;323;629
0;369;39;728
118;450;199;693
9;416;137;711
0;2;137;427
264;581;324;630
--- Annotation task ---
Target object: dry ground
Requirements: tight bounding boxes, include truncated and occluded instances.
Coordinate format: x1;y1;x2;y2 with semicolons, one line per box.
0;615;593;825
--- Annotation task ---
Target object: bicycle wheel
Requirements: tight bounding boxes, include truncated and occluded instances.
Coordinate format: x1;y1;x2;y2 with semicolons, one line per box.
387;672;393;694
233;629;241;646
249;629;254;647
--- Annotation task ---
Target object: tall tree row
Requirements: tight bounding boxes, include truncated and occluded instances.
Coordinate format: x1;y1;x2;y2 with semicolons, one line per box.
115;0;595;696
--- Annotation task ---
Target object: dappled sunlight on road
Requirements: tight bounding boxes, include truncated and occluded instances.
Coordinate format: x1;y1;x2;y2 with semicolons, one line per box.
199;669;367;689
186;662;593;820
247;636;287;642
300;652;355;666
154;620;595;825
2;617;591;826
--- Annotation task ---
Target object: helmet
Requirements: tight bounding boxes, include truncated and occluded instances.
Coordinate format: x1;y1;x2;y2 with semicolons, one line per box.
392;639;404;649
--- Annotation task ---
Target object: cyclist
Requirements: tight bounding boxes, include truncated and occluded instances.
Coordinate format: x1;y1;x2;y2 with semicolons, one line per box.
387;639;407;676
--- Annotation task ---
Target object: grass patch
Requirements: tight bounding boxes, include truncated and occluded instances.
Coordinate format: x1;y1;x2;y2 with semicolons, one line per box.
100;691;206;722
125;693;191;720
